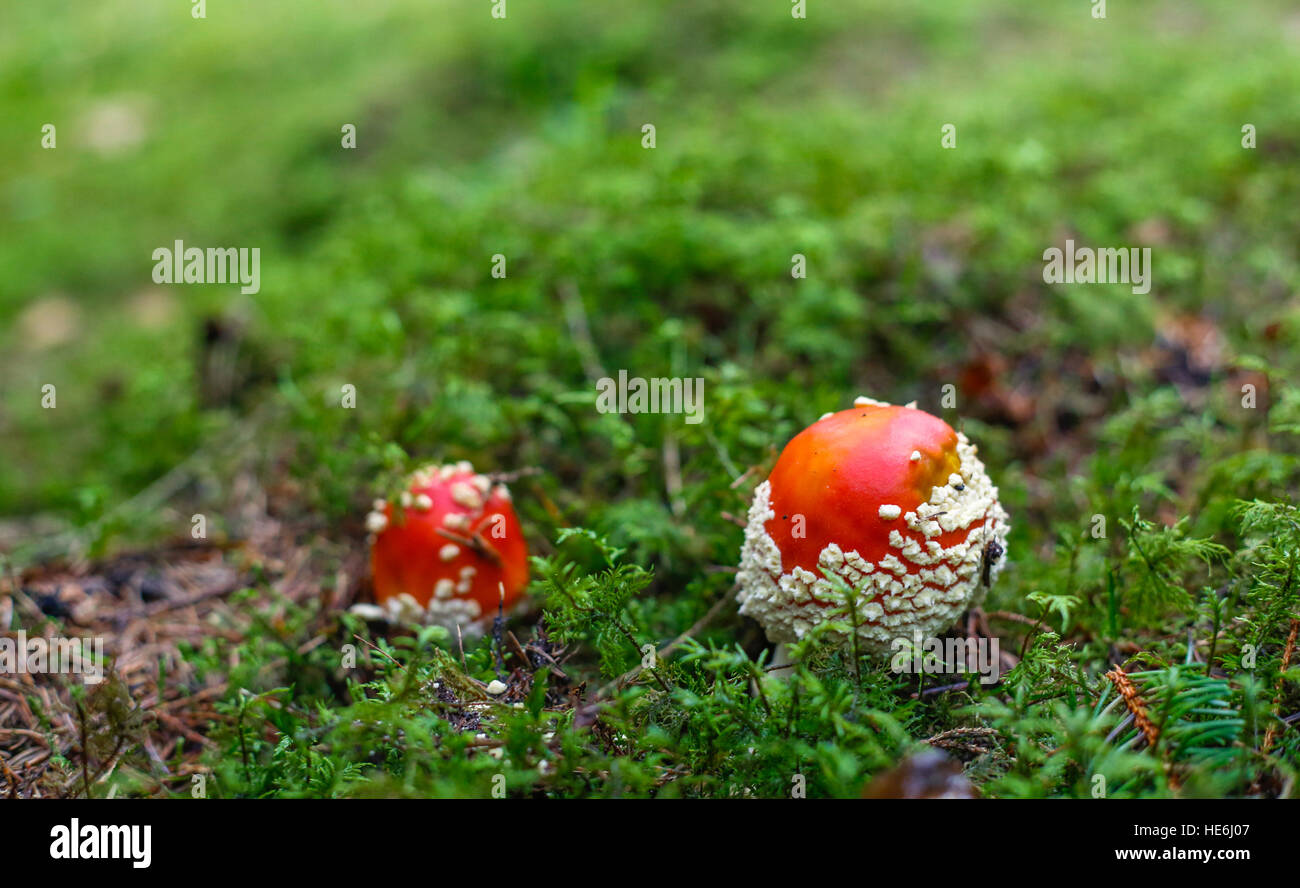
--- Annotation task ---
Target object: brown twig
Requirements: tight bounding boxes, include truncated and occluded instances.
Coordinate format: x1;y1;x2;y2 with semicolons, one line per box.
505;631;532;670
984;610;1050;632
926;726;999;754
1263;617;1299;754
75;701;91;799
909;680;970;699
434;527;503;567
1;755;22;799
351;633;406;671
1106;666;1159;749
728;466;757;490
486;467;543;484
598;592;734;696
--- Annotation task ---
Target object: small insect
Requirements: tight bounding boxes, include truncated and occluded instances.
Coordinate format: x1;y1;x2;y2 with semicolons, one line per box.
980;538;1004;587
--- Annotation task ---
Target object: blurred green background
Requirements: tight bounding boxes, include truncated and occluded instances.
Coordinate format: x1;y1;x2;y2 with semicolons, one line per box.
7;0;1300;801
3;0;1300;553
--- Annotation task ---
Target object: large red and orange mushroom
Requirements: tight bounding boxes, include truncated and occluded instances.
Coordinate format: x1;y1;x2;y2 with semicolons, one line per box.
737;397;1009;652
363;461;528;628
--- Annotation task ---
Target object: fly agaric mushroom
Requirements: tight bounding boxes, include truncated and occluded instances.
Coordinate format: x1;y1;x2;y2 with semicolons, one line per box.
736;397;1009;653
365;461;528;628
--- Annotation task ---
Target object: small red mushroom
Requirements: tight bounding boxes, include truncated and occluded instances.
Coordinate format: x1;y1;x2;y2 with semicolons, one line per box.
736;396;1009;652
364;461;528;628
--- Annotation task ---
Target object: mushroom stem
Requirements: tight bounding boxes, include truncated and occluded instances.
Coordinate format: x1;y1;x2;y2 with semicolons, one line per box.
768;643;795;675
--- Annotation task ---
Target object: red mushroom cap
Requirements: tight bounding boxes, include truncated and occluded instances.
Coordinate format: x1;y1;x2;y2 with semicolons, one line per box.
366;462;528;627
736;397;1009;651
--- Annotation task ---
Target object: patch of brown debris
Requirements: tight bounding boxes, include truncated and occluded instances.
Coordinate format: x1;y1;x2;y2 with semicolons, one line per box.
0;512;368;798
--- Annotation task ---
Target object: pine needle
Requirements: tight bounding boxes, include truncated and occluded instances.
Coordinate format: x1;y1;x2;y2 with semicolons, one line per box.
1263;617;1299;754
